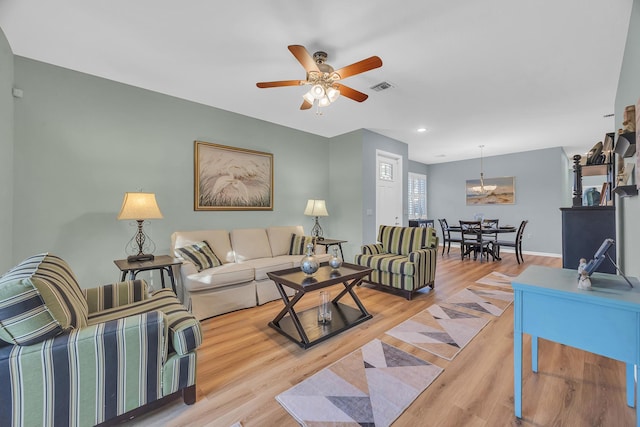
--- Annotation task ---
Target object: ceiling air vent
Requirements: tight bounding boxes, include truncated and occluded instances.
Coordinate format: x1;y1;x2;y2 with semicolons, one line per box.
370;81;394;92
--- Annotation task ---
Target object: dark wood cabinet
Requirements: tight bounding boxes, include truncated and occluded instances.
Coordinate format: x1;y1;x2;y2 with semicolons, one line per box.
560;206;616;273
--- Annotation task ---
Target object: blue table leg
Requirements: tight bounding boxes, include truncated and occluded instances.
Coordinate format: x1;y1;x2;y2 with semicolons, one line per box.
626;363;635;407
532;336;538;373
514;291;523;418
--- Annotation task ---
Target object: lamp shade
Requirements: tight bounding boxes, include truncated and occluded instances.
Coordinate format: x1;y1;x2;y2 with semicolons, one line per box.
304;199;329;217
117;192;163;220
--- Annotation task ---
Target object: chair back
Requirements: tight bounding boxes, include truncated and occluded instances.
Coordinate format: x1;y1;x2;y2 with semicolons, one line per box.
459;220;482;234
515;220;528;243
378;225;434;255
482;219;499;239
482;219;499;229
459;220;482;245
438;218;450;238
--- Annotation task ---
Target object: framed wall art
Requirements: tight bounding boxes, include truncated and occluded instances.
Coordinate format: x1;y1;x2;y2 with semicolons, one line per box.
465;176;515;205
194;141;273;211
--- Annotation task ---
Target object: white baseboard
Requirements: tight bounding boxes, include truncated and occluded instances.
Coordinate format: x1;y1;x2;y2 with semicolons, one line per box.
440;243;561;259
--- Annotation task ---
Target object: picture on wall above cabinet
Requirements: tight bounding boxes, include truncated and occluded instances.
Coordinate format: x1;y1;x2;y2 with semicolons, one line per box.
194;141;273;211
465;176;515;205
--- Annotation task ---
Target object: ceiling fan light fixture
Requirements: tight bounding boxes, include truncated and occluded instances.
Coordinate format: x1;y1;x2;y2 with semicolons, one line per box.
303;91;315;105
326;87;340;102
318;96;331;107
311;84;325;99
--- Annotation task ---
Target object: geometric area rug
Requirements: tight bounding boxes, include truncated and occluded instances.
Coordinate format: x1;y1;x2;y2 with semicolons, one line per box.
276;338;443;427
475;271;515;288
385;285;514;361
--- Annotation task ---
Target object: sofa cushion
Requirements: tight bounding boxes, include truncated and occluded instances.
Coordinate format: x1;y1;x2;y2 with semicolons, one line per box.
241;257;293;281
289;234;315;255
176;241;222;272
267;225;305;256
184;263;255;291
378;225;428;256
172;229;235;263
0;278;64;345
2;253;88;328
88;288;202;355
230;228;272;261
353;253;416;275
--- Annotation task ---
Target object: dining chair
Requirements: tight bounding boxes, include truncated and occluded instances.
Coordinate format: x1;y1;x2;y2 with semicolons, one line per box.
482;218;499;244
494;220;528;264
459;220;494;263
438;218;463;255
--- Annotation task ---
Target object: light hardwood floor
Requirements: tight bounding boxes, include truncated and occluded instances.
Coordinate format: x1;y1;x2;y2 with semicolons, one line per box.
131;249;636;427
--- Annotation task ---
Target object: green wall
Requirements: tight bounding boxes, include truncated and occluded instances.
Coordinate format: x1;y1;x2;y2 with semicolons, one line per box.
328;130;364;260
615;0;640;275
12;57;334;287
0;28;13;273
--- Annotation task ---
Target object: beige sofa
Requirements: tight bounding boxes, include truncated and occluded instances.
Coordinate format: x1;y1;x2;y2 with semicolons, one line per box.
170;225;331;320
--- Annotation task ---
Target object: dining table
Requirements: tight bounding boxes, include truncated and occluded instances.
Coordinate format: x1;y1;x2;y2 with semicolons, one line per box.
447;224;517;261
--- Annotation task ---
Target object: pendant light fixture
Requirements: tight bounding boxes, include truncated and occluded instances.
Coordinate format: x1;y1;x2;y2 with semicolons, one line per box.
471;145;497;194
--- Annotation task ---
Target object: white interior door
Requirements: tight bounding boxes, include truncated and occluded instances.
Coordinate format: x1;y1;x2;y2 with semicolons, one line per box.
376;150;403;238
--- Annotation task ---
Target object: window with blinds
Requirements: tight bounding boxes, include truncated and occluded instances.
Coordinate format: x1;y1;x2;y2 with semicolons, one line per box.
408;172;427;219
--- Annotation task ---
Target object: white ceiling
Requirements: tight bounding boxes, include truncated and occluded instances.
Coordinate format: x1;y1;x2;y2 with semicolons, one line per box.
0;0;633;164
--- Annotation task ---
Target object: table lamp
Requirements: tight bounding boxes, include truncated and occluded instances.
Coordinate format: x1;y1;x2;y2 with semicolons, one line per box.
304;199;328;240
117;192;163;262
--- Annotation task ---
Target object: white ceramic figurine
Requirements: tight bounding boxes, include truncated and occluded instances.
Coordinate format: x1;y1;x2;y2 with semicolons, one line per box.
577;258;592;290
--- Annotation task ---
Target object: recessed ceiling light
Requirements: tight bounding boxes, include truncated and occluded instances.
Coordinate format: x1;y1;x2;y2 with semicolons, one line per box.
417;128;428;133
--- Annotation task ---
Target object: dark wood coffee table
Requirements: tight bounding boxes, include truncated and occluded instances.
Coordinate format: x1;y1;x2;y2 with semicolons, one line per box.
267;262;373;349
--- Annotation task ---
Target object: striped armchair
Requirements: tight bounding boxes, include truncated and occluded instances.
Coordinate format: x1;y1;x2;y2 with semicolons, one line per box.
0;253;202;427
354;225;439;300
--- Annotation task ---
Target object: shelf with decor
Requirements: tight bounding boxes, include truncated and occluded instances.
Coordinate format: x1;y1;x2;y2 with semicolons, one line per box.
572;133;615;207
612;131;636;197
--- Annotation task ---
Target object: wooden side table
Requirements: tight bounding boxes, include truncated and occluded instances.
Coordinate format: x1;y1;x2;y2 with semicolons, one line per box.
113;255;182;293
314;238;347;260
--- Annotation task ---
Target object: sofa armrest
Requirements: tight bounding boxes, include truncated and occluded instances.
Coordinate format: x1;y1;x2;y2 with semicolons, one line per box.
83;279;149;313
361;243;385;255
178;260;198;277
408;247;438;283
0;311;167;426
425;236;440;249
87;288;202;356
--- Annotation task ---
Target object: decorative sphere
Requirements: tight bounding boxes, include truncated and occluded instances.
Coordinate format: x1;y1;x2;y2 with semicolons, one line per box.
329;247;342;269
300;254;319;276
329;255;342;269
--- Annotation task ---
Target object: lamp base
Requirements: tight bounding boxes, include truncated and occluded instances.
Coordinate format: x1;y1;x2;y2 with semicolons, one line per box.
127;254;155;262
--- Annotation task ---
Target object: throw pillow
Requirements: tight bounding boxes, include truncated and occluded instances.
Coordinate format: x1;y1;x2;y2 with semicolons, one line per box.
288;234;315;255
176;241;222;272
0;278;64;346
0;253;88;345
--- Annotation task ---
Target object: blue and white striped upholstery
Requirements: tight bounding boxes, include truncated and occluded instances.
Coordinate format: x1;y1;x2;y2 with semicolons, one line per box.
0;254;202;426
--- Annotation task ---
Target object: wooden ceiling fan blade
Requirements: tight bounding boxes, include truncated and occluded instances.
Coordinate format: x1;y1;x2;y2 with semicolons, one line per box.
334;83;368;102
288;45;320;73
300;99;313;110
256;80;305;88
334;56;383;79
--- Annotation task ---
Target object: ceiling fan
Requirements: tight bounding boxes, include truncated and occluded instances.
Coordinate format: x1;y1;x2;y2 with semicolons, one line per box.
256;45;383;110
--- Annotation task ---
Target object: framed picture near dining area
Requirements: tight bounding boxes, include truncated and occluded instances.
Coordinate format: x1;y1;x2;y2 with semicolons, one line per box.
466;176;515;205
194;141;273;211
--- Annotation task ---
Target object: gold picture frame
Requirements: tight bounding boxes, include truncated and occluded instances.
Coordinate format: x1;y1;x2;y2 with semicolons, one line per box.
194;141;273;211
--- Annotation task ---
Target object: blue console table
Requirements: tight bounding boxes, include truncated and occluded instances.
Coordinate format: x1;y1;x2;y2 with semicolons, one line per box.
512;265;640;425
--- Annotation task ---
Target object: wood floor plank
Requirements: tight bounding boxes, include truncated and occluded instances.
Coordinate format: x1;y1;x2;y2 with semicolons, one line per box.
129;249;636;427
